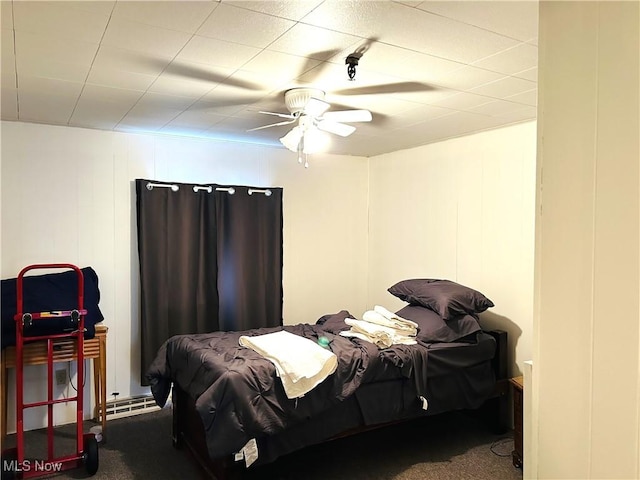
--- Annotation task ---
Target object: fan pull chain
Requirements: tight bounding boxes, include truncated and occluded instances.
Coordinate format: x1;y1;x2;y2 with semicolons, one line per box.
297;135;309;168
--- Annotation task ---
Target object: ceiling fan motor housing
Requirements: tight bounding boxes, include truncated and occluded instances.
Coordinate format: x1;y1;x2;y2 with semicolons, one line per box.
284;88;326;115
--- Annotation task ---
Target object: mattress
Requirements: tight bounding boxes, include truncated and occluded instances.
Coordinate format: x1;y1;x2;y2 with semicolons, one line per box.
149;324;497;467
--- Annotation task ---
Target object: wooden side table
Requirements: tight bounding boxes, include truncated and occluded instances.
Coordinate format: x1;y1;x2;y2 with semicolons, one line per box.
510;375;524;468
1;324;108;443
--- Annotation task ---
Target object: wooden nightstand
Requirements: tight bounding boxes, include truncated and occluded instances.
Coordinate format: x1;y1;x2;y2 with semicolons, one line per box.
510;376;523;469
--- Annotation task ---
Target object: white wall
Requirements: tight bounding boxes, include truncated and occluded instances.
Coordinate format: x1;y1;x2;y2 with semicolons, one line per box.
532;2;640;479
0;121;369;431
368;121;537;376
1;119;538;434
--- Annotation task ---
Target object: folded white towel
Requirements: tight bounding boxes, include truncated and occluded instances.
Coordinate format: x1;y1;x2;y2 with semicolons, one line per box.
374;305;419;332
363;309;417;336
341;318;417;348
340;330;392;349
239;330;337;399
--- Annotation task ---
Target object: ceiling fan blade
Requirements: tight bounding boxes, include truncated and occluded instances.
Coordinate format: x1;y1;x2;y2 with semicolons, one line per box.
304;97;330;117
136;56;263;91
317;120;356;137
333;82;434;96
297;48;343;82
247;118;297;132
258;111;295;119
322;110;372;123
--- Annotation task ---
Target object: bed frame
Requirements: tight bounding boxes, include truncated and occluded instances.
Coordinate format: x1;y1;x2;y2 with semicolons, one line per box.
171;329;509;480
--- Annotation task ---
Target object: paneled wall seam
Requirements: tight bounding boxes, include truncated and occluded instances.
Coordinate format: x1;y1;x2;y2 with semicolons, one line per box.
587;6;600;477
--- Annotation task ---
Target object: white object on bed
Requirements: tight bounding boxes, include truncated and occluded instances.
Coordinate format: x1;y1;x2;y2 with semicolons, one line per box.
239;330;338;399
363;306;418;336
340;318;417;348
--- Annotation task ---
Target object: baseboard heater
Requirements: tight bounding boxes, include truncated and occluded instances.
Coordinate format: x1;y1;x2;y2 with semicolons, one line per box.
100;394;161;420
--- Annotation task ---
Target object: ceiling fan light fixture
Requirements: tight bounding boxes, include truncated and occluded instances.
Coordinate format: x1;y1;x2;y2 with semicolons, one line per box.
284;88;326;115
302;128;330;154
280;126;303;152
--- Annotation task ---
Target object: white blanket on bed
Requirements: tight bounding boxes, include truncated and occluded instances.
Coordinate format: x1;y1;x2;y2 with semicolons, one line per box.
239;330;338;399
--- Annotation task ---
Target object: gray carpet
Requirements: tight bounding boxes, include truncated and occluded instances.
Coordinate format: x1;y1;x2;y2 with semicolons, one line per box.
3;408;523;480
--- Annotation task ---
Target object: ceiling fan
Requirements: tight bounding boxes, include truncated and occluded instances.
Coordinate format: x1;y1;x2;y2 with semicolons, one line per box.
248;88;372;167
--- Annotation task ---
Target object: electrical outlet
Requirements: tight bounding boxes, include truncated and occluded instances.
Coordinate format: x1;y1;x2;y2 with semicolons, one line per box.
55;369;67;386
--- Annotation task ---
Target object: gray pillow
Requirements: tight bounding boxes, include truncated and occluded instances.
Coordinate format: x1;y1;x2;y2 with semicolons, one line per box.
395;304;481;343
388;279;494;320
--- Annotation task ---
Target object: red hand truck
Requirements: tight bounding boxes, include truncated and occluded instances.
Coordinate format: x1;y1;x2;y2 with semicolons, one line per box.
1;264;99;479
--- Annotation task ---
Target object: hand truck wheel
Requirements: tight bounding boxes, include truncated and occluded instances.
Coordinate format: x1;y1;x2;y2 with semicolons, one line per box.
83;436;99;476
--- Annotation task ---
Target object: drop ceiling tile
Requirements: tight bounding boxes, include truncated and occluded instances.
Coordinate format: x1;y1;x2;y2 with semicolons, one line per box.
300;1;408;43
148;72;217;98
68;2;116;16
469;99;535;117
70;86;141;130
416;1;539;42
17;76;83;124
298;61;423;99
473;42;538;76
86;66;157;91
303;1;520;63
78;84;145;104
112;1;218;34
213;80;279;107
17;57;91;84
396;102;457;124
132;92;196;112
395;111;501;144
494;105;537;122
513;66;538;82
469;75;537;100
267;23;363;59
429;91;496;111
240;50;322;84
436;65;504;91
15;31;98;69
92;45;170;77
176;35;262;70
12;1;110;43
116;114;175;132
101;17;192;58
224;1;325;21
1;0;540;157
332;41;465;84
197;3;296;49
189;98;252;117
161;108;226;131
18;75;84;98
504;89;537;107
329;94;424;117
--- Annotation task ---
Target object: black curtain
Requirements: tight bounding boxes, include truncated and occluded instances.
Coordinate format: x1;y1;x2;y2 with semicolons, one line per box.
216;186;283;332
136;180;283;383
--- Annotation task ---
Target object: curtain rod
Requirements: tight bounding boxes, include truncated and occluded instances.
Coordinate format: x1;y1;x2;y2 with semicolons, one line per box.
146;182;271;196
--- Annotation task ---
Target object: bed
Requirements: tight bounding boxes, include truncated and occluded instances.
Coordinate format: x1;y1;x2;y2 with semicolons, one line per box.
146;279;510;480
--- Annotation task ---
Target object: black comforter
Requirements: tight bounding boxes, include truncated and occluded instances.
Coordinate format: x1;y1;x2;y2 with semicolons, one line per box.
146;323;431;460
